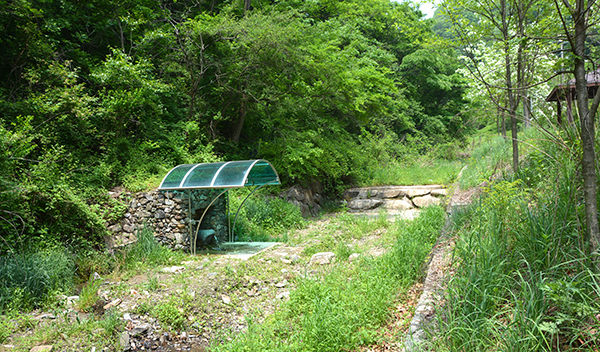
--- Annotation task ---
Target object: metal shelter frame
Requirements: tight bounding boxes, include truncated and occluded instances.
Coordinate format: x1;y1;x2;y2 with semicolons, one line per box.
157;160;281;255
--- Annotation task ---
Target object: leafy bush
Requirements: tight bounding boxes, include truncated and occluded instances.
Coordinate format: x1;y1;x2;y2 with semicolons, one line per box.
75;249;116;284
152;296;189;331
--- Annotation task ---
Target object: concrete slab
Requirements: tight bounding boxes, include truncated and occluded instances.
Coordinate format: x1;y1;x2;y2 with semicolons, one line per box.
218;242;279;260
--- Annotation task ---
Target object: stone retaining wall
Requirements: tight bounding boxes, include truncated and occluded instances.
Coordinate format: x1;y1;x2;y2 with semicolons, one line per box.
343;185;447;213
107;189;228;250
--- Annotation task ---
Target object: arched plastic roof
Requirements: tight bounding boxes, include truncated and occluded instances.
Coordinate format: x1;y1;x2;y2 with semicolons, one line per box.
158;159;280;190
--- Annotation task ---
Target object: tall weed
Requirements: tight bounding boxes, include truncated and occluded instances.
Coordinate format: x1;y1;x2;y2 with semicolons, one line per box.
0;248;74;312
434;131;600;351
230;189;305;242
458;135;512;189
120;225;181;270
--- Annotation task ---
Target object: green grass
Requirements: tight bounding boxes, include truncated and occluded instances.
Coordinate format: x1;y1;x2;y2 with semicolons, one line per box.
458;135;512;189
368;159;464;186
119;225;185;271
0;248;74;312
229;188;306;242
212;205;446;352
75;276;103;313
152;296;190;331
432;128;600;351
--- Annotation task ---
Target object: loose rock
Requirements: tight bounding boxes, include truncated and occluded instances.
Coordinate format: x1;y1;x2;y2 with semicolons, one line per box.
222;295;231;305
310;252;336;265
119;332;130;351
161;266;185;274
276;291;290;300
131;323;151;336
348;253;360;262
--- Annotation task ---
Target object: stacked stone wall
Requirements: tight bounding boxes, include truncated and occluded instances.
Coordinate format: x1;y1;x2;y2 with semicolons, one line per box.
343;185;447;213
107;189;228;250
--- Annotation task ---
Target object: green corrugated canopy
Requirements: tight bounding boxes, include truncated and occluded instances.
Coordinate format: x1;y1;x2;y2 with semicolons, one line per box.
158;159;280;190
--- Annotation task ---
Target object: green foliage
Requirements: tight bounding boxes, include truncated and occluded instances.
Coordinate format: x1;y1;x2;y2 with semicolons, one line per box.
101;308;125;338
0;317;11;343
0;248;74;312
434;131;600;351
122;225;181;270
152;296;190;331
76;276;103;313
399;48;469;141
144;275;161;292
0;0;468;254
74;249;116;283
230;189;305;242
458;135;512;189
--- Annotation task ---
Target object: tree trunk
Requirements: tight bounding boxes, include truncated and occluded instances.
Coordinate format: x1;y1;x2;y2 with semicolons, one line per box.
557;99;563;126
523;94;530;128
232;92;247;143
501;96;507;139
573;0;600;257
497;104;501;135
504;46;518;172
501;0;519;172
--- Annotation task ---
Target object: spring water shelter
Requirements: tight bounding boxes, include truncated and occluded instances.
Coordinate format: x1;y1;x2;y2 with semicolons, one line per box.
158;159;280;255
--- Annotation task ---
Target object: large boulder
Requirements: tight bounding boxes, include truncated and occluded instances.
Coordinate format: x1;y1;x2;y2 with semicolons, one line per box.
383;197;415;211
281;184;322;217
347;199;383;211
412;194;441;208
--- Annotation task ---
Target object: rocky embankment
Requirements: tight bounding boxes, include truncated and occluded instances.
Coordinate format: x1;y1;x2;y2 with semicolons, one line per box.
343;185;447;218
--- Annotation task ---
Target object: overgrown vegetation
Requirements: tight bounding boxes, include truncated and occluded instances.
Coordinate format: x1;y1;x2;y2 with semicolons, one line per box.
3;0;600;350
0;248;74;313
229;188;306;242
120;225;183;270
432;128;600;351
213;206;445;352
0;225;183;312
0;0;470;255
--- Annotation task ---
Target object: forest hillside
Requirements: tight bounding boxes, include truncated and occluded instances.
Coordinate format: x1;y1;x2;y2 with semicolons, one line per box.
0;0;468;252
